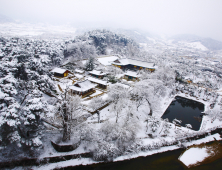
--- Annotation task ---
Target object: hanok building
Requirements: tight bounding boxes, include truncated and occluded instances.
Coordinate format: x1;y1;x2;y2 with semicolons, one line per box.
69;80;97;97
51;68;69;77
88;70;106;79
112;58;156;72
87;77;108;90
124;70;140;81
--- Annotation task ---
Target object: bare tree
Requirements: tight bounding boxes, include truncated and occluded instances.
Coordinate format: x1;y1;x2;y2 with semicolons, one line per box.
108;85;129;123
59;89;82;142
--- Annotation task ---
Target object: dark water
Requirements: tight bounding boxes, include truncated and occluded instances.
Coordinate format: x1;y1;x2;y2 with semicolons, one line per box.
161;96;205;131
59;147;222;170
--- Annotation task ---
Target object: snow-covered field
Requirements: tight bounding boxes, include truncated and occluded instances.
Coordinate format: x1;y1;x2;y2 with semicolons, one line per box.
184;41;208;51
0;22;76;39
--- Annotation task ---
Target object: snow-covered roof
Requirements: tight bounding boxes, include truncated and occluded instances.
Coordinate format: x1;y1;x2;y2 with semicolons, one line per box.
112;58;156;69
87;77;107;86
70;80;97;92
75;69;84;74
97;56;119;66
124;71;139;78
88;70;106;76
51;68;68;74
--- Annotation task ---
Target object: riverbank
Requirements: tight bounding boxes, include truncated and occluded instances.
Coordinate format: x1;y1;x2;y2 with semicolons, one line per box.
55;134;222;170
9;133;220;170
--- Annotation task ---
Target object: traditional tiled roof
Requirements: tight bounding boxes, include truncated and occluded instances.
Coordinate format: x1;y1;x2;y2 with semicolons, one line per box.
97;56;119;66
124;71;139;78
70;80;96;92
87;77;107;86
51;68;68;74
112;58;156;69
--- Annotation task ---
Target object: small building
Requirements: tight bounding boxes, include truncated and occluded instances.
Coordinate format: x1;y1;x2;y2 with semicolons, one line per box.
112;58;156;72
124;71;139;81
69;80;97;97
87;77;108;89
88;70;106;79
51;68;69;77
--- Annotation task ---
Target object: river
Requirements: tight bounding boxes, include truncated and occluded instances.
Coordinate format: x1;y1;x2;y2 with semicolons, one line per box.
57;146;222;170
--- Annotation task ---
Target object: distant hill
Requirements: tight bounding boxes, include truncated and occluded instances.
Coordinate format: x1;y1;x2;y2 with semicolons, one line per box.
113;29;160;44
170;34;222;51
64;29;139;60
0;14;14;23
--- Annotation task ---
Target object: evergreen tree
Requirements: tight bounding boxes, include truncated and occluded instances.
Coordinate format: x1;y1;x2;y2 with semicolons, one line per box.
85;57;95;71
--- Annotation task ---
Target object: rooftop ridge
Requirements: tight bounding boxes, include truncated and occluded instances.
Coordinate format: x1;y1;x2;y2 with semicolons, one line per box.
121;57;154;63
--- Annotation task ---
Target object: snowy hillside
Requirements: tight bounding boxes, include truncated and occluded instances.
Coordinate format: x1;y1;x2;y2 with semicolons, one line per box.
170;34;222;51
181;41;208;51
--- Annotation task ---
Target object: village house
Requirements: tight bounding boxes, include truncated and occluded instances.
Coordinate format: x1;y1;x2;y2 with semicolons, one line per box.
87;77;108;89
124;70;140;81
69;80;97;97
112;58;156;72
88;70;106;79
51;68;69;77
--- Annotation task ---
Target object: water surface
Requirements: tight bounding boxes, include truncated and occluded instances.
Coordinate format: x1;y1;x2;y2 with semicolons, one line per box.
161;96;205;131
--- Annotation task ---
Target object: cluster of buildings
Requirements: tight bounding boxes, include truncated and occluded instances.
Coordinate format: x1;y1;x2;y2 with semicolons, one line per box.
50;57;157;98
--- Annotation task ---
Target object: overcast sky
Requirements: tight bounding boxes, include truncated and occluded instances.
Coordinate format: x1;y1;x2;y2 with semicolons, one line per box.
0;0;222;41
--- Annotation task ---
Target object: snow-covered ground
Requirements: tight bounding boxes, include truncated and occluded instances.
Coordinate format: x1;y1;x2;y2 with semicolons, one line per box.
24;134;221;170
115;133;221;162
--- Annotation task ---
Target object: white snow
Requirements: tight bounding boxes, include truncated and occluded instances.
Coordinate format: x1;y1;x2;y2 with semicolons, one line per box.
147;37;156;44
88;70;106;76
32;158;97;170
89;89;103;97
75;69;84;74
0;89;6;99
179;147;209;167
87;77;107;85
112;82;130;89
186;42;208;51
51;68;67;74
75;73;84;79
134;31;141;35
112;58;156;69
97;56;119;66
32;137;42;147
70;80;97;92
0;22;76;38
124;70;139;78
115;133;221;162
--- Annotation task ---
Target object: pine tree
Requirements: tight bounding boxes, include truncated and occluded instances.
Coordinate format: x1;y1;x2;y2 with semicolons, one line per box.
85;57;95;71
